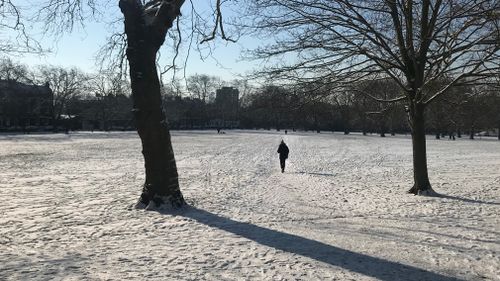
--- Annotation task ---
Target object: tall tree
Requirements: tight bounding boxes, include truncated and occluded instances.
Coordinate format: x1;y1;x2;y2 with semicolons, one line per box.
187;73;219;103
461;84;499;139
91;71;131;130
249;0;500;195
118;0;186;209
0;58;32;83
30;0;233;210
36;66;90;125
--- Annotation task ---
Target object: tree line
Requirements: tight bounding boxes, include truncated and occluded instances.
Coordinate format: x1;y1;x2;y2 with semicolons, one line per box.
5;56;497;138
1;0;499;208
242;81;499;140
246;0;499;196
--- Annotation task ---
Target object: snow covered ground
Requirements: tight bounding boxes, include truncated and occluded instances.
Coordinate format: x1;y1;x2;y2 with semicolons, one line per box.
0;130;499;281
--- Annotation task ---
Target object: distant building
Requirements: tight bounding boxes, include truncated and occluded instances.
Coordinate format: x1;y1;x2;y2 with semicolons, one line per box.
0;80;53;131
214;87;240;128
68;94;134;131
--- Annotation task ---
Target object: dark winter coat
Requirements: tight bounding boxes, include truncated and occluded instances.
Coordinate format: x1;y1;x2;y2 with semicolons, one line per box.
277;142;289;159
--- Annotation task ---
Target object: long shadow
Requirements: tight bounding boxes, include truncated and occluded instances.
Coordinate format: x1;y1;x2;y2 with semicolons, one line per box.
181;207;463;281
437;194;500;206
295;171;336;177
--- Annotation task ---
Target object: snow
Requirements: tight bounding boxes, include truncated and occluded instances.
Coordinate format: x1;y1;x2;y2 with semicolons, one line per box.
0;130;499;280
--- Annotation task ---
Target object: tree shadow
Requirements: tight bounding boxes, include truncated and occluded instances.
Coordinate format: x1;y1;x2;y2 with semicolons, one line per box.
336;219;498;250
0;253;89;279
295;171;336;177
180;206;463;281
437;194;500;206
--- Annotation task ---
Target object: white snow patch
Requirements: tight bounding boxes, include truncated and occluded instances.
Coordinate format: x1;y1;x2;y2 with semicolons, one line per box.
0;131;499;280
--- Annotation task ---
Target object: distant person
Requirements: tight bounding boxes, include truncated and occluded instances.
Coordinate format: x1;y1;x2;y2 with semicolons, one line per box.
285;130;288;134
277;140;289;173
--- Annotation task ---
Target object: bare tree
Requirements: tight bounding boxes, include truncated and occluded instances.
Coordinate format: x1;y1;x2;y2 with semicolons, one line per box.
353;79;403;137
0;0;42;54
115;0;187;209
36;66;90;128
461;84;499;139
249;0;500;195
186;73;219;103
119;0;233;209
0;58;33;83
26;0;234;210
90;71;131;130
92;71;130;98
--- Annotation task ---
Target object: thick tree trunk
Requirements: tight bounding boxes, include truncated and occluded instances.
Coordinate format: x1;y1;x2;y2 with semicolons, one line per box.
407;103;435;195
131;52;185;209
120;0;185;210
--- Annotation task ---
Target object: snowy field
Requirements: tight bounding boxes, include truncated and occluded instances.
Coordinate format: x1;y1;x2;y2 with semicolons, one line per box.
0;130;499;281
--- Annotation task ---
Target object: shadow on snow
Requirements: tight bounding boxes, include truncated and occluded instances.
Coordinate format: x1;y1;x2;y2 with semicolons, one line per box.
294;171;336;177
437;194;500;206
179;206;463;281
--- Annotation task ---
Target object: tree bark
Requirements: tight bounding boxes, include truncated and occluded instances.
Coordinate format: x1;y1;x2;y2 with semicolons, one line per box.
380;118;386;137
408;102;434;195
120;0;186;209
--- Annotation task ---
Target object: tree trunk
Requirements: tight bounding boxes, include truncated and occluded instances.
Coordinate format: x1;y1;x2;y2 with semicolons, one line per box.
380;117;386;137
407;102;434;195
132;52;185;209
390;117;395;136
380;125;386;137
361;115;367;135
120;0;186;210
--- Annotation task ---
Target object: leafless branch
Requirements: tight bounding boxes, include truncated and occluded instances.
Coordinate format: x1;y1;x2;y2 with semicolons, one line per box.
199;0;236;44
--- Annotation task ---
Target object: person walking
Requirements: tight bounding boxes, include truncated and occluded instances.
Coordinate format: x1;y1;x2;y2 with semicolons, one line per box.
277;140;289;173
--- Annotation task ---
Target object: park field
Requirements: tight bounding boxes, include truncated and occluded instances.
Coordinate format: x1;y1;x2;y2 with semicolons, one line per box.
0;130;499;280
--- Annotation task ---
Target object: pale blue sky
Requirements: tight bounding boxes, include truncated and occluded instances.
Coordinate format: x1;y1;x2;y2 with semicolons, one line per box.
6;1;263;82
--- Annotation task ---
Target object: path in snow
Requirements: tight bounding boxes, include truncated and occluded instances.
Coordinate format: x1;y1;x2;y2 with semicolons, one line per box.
0;131;499;280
